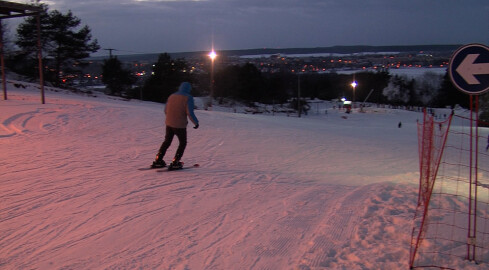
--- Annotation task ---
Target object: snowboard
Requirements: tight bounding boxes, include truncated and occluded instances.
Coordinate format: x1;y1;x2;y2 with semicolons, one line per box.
138;165;165;171
158;163;200;172
138;163;199;171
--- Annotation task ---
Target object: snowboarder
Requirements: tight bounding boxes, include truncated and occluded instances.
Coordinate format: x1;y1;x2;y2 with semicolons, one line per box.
152;82;199;169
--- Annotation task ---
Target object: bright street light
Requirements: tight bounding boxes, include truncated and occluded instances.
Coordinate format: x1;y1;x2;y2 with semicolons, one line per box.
209;50;217;61
350;80;357;103
207;49;217;109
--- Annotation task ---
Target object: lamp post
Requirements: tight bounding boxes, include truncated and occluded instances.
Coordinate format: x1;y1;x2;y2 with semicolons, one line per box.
350;80;357;106
208;50;217;109
298;73;301;117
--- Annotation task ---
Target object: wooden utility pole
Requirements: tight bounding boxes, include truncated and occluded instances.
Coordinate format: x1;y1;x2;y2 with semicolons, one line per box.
104;48;116;58
1;21;6;100
37;14;45;104
0;1;44;103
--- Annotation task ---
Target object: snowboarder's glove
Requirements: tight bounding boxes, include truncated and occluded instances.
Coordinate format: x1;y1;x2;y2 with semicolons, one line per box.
193;124;199;129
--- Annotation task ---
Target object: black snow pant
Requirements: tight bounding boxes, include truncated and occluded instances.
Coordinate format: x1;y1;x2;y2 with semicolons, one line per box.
157;126;187;161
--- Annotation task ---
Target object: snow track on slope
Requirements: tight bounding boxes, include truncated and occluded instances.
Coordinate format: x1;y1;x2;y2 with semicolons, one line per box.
0;89;427;269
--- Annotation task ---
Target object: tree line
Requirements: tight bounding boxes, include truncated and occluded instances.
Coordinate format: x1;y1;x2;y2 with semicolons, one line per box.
118;53;478;109
5;3;99;87
122;54;487;122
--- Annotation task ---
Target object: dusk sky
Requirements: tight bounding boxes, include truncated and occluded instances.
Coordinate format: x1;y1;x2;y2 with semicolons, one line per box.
9;0;489;56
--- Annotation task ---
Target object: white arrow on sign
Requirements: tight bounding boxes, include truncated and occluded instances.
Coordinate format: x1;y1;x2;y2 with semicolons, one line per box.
455;54;489;85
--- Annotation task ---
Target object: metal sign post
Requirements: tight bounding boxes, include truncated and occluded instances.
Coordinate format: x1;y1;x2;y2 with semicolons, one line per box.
449;43;489;261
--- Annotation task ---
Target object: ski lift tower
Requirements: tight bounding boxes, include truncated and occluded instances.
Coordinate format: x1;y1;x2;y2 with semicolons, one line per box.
0;1;44;103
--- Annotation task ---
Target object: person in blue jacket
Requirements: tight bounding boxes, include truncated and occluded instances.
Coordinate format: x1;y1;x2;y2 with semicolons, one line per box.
152;82;199;169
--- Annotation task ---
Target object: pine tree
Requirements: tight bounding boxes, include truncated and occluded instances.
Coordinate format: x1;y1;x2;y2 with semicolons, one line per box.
434;72;470;108
382;75;413;105
142;53;190;103
102;57;136;96
15;4;99;86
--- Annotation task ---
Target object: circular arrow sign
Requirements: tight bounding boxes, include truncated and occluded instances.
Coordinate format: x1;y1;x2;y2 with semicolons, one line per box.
449;43;489;95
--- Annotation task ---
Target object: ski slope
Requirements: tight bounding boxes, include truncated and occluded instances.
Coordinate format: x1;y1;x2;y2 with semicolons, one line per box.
0;84;485;269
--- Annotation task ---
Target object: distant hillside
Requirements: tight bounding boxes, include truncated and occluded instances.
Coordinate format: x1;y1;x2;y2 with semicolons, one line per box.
90;44;461;62
216;44;461;56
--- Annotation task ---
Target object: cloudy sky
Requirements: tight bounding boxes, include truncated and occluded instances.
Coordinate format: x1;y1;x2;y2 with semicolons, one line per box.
9;0;489;56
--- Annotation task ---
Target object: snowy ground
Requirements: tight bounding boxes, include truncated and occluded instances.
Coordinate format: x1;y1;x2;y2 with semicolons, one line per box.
0;83;486;269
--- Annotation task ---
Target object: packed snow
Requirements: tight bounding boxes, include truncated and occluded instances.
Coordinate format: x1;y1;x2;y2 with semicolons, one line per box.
1;82;486;269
